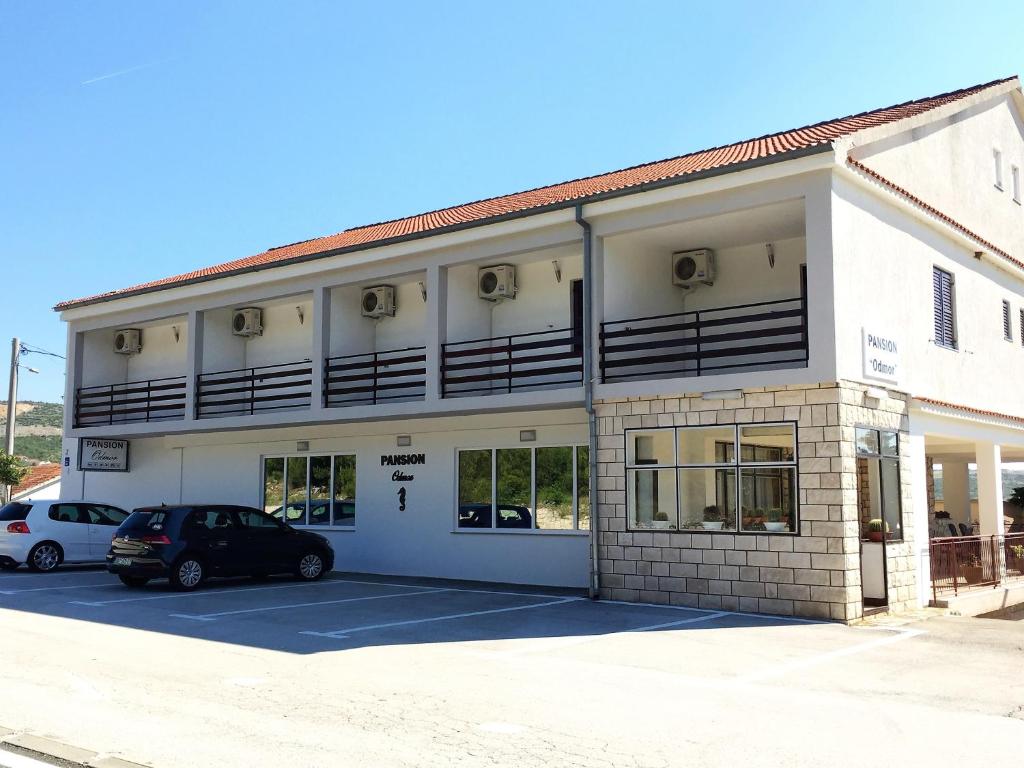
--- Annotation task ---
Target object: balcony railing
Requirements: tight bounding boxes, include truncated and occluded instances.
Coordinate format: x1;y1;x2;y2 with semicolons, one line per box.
324;346;427;408
196;361;312;418
599;295;808;383
74;376;187;428
928;534;1024;600
442;327;583;398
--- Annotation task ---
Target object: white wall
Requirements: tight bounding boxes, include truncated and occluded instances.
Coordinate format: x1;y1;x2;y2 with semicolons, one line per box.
80;328;128;387
603;236;805;322
491;255;582;338
244;299;313;369
855;95;1024;260
328;285;375;358
446;263;493;343
125;322;188;382
832;173;1024;414
60;412;590;587
374;281;428;351
202;308;246;372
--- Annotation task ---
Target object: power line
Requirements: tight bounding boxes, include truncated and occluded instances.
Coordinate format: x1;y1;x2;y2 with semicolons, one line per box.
19;342;65;360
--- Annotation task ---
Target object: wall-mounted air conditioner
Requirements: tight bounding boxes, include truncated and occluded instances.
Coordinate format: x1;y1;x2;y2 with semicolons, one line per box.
361;285;396;318
478;264;516;301
113;328;142;355
672;249;716;289
231;307;263;337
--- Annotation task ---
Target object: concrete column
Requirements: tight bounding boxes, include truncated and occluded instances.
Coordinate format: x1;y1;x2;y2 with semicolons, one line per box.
906;429;931;608
184;309;204;422
975;440;1004;536
589;235;604;388
310;286;331;415
424;265;446;403
941;461;971;526
802;174;838;383
63;328;83;434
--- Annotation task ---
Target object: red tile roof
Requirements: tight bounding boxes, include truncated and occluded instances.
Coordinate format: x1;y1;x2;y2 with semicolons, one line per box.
915;396;1024;427
11;463;62;498
55;76;1018;311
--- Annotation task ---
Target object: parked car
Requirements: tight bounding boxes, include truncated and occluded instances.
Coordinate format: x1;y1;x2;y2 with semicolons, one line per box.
271;499;355;527
458;503;534;529
0;500;130;572
106;504;335;590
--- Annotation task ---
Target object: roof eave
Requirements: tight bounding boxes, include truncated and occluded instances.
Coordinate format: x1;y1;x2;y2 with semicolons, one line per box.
54;142;834;314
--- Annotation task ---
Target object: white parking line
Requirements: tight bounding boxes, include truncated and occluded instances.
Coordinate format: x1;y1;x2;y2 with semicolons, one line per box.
481;611;731;658
70;577;436;607
301;595;585;639
733;627;925;685
0;580;118;595
170;588;452;621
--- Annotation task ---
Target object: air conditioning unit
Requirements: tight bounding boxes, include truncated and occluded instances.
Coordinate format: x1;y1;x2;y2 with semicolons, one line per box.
231;307;263;337
478;264;516;301
361;285;396;318
113;328;142;355
672;249;716;288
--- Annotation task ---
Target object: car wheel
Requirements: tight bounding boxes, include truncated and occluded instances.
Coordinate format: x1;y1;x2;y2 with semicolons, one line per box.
296;552;325;581
27;542;63;573
118;575;149;588
169;557;205;591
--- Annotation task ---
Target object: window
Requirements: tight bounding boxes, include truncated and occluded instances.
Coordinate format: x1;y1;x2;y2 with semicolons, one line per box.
190;508;237;530
0;502;32;521
1013;165;1021;203
626;424;797;533
855;428;902;542
1004;300;1013;341
86;505;128;526
262;454;357;527
994;148;1003;189
49;504;89;524
1020;308;1024;347
932;266;956;349
456;445;589;531
235;508;282;529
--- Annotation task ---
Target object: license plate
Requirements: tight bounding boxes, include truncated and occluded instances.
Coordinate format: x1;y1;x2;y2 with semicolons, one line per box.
114;557;133;566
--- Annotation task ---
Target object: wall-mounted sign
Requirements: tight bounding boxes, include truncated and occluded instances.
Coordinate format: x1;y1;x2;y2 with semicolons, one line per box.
78;438;130;472
862;328;900;384
381;453;425;512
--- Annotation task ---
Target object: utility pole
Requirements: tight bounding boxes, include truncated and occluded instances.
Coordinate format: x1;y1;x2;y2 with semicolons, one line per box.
3;337;18;503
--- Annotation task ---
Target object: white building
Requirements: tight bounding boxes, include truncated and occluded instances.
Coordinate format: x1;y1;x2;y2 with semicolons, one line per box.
55;76;1024;621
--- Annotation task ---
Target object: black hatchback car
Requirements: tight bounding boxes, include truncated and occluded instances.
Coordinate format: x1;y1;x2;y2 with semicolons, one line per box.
107;505;335;590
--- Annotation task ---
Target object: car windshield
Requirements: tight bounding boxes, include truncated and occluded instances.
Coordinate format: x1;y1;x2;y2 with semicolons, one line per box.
119;509;172;534
0;502;32;521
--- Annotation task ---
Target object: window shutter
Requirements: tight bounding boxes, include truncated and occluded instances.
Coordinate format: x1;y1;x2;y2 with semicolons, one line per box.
1020;308;1024;347
1004;301;1012;340
932;267;955;348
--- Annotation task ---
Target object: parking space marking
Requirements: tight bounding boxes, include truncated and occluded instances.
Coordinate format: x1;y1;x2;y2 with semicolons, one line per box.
481;610;731;658
69;577;436;607
169;587;453;621
733;626;925;685
301;595;585;639
599;599;827;625
0;580;119;595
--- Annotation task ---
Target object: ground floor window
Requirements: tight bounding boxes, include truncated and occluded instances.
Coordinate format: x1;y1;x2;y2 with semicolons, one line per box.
457;445;590;531
262;454;357;528
626;423;797;533
855;428;902;541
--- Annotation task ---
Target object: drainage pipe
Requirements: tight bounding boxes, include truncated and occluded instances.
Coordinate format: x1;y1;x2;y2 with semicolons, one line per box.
576;204;600;599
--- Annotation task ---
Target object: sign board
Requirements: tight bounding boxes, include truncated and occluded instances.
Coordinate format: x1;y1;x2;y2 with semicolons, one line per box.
380;453;425;512
78;438;130;472
861;328;900;384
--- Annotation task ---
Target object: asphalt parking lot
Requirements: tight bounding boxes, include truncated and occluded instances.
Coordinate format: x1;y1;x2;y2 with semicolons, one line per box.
1;567;1022;767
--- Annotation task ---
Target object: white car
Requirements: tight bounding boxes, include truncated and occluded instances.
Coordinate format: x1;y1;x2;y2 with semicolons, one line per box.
0;500;130;572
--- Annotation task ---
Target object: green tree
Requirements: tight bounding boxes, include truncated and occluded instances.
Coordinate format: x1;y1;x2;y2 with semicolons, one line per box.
0;452;26;489
1010;486;1024;509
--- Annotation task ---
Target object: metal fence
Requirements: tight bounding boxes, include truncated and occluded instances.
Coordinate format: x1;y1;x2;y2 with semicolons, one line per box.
930;534;1006;600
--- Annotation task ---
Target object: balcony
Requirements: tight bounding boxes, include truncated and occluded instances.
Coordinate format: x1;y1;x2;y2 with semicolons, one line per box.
324;346;427;408
441;328;583;398
196;361;312;418
599;295;808;384
74;376;187;428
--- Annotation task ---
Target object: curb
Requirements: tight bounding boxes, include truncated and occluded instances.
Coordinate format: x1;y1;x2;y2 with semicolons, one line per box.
0;728;149;768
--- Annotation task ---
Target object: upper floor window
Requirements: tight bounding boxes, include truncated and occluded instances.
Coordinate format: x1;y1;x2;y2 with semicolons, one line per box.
1013;165;1021;204
932;267;957;349
994;149;1004;189
1004;301;1013;341
1019;308;1023;347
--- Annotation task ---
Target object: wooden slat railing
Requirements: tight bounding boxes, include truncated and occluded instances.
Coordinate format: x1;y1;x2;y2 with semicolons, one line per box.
324;346;427;408
196;361;312;418
74;376;187;428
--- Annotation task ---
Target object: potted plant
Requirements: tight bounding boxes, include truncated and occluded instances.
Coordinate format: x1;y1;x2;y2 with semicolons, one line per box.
764;508;788;533
867;519;889;542
702;505;724;531
1008;544;1024;574
959;555;984;585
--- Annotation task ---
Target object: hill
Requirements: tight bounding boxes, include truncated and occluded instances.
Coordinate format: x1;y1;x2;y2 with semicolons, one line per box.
0;401;63;463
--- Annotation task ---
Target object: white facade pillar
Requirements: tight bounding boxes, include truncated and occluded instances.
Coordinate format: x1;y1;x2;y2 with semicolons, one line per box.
941;461;971;526
184;309;204;422
802;173;838;382
310;286;331;415
424;265;446;403
975;440;1004;536
63;328;83;434
906;428;931;608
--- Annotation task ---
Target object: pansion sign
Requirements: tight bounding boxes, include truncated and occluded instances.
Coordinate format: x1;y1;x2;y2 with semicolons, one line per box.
861;328;900;384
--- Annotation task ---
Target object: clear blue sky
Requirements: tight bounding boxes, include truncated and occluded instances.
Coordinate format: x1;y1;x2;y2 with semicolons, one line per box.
2;0;1022;403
